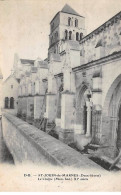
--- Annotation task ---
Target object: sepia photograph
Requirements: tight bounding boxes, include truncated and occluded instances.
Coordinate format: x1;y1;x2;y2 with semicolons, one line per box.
0;0;121;192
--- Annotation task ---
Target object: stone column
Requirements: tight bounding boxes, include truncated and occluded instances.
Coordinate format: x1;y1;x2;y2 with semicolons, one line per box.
62;51;72;92
46;93;56;122
86;100;92;137
70;71;76;93
45;71;57;123
59;49;75;144
92;74;102;108
60;91;75;144
92;73;102;144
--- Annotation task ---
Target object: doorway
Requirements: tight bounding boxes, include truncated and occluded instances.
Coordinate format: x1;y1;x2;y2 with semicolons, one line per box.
117;105;121;152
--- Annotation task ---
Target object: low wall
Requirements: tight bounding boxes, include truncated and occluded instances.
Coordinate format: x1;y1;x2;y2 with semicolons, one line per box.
2;112;103;169
2;109;17;116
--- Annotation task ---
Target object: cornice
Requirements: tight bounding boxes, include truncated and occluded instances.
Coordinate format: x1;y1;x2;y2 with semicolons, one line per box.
80;11;121;44
72;50;121;72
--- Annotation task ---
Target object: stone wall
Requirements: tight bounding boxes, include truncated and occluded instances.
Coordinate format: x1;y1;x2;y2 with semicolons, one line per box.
80;12;121;65
2;112;103;169
2;75;19;111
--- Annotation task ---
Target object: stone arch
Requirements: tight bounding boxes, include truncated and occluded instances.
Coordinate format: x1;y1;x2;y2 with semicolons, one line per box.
117;99;121;152
68;17;71;26
80;33;83;40
102;74;121;157
76;82;92;135
65;30;68;40
76;32;79;41
69;31;72;40
75;19;78;27
103;74;121;116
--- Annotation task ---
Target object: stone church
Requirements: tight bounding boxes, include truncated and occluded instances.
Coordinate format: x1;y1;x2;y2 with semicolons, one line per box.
3;4;121;159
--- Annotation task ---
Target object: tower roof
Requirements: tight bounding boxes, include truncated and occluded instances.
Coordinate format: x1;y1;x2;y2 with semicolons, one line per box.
61;4;84;17
50;4;84;24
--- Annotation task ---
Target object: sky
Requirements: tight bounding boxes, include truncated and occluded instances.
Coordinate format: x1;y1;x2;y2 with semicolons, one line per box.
0;0;121;80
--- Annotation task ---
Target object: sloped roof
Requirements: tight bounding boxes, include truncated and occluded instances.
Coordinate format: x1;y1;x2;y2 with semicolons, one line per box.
20;59;35;65
50;4;84;24
61;4;84;17
3;74;19;84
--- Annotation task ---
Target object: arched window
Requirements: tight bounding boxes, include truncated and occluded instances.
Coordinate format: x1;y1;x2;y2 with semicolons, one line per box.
68;17;71;26
69;31;72;40
5;97;9;108
80;33;83;40
65;30;68;40
10;97;14;109
76;32;79;41
75;19;78;27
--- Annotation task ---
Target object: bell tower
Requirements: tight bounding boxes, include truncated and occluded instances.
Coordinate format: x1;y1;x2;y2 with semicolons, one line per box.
48;4;86;59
